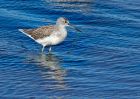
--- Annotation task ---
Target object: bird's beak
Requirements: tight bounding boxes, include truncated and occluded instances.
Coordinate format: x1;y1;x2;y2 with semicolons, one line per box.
68;23;82;32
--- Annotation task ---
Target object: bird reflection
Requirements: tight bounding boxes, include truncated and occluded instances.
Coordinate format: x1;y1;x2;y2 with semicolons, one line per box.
44;0;93;14
34;53;67;90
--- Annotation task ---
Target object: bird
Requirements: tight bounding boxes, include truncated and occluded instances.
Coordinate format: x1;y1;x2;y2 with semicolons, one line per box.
19;17;81;53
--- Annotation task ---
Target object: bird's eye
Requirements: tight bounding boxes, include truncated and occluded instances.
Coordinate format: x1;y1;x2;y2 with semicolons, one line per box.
64;20;67;23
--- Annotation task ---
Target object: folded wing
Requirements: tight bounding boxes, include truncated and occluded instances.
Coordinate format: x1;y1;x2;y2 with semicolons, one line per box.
19;26;55;40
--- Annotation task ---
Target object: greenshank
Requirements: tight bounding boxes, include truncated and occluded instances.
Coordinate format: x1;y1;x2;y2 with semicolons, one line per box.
19;17;81;52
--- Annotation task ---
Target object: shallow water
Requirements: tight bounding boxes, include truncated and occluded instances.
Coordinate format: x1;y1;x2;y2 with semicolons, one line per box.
0;0;140;98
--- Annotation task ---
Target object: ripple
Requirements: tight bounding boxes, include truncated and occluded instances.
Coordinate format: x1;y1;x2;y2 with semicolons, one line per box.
0;0;140;98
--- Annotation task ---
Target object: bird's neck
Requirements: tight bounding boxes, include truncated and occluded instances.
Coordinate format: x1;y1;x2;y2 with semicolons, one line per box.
56;24;66;32
55;24;67;38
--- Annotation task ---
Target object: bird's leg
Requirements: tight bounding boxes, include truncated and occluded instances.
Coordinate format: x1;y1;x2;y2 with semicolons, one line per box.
42;46;44;52
49;46;52;53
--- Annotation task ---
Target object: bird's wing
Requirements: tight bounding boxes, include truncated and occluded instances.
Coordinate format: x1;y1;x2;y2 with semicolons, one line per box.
19;25;55;40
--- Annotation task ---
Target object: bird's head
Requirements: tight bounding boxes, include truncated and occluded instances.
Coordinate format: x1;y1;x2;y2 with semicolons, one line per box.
56;17;69;27
56;17;82;32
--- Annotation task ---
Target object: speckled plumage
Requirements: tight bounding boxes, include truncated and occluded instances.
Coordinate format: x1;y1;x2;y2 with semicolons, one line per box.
20;26;55;40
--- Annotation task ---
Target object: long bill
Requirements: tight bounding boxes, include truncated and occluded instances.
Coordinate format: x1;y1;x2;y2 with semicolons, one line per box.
69;24;82;33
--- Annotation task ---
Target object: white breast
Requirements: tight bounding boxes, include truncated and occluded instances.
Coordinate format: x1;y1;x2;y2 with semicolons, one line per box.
36;28;67;46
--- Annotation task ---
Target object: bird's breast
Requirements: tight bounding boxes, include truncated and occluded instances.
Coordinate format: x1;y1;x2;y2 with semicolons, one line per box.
51;30;67;45
36;30;67;46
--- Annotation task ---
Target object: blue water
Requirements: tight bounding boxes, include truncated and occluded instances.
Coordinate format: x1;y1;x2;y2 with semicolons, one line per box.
0;0;140;98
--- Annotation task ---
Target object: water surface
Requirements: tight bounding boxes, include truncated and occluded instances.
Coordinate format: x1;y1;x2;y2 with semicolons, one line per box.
0;0;140;98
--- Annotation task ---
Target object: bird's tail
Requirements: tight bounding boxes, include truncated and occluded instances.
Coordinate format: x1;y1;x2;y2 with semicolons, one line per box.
18;29;26;35
18;29;23;32
18;29;35;40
